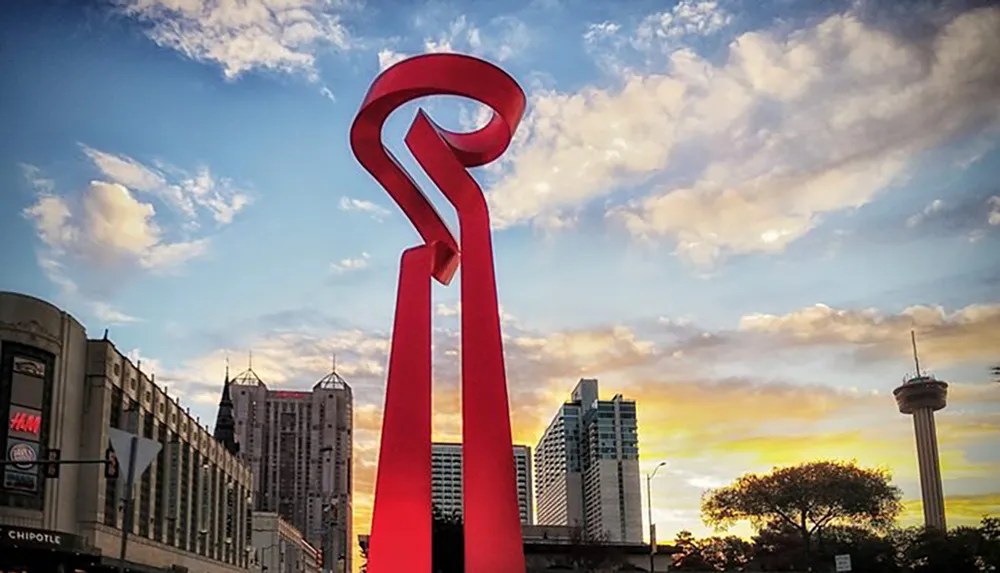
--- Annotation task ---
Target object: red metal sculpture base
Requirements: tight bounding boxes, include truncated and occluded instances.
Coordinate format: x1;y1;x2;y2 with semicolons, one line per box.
350;54;527;573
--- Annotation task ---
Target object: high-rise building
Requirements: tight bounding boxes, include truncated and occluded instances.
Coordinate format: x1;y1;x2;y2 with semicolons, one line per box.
534;379;641;543
0;291;252;573
894;335;948;530
430;441;533;525
228;366;353;573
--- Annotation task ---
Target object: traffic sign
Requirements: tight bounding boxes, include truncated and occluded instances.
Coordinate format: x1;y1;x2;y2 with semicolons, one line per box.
107;427;161;487
835;554;852;572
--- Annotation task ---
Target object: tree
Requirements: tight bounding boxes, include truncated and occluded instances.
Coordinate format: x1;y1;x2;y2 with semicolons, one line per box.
814;524;901;572
559;526;630;572
672;530;755;571
432;505;464;573
896;516;1000;573
992;364;1000;383
701;460;903;570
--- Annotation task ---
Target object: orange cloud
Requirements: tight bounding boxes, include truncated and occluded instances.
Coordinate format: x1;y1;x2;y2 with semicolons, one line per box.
739;303;1000;367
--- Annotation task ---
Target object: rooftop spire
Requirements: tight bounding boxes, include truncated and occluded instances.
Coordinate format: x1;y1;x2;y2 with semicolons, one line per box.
213;362;239;456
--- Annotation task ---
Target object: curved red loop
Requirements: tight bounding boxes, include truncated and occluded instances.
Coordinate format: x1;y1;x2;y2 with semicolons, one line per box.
349;53;526;284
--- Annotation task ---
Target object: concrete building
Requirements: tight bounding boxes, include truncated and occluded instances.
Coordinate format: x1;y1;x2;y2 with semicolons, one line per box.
534;379;642;543
522;525;677;572
230;366;353;573
0;291;252;573
251;511;321;573
894;361;949;530
430;441;533;525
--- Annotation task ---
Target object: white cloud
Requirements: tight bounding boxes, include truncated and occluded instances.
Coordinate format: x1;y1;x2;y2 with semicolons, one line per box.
434;300;517;324
331;252;371;274
635;0;733;49
906;198;945;228
583;21;622;45
377;48;407;71
20;147;243;310
81;145;165;192
487;6;1000;267
338;196;391;221
413;14;530;63
82;146;250;227
24;180;209;270
111;0;353;80
988;196;1000;226
93;302;141;325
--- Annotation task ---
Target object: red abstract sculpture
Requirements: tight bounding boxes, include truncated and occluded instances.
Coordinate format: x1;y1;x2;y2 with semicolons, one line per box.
350;54;527;572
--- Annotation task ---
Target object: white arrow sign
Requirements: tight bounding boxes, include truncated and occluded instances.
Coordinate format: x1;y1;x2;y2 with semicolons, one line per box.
108;427;161;487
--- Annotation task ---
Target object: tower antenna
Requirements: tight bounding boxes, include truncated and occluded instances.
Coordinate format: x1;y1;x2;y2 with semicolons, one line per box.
249;350;253;371
911;330;922;378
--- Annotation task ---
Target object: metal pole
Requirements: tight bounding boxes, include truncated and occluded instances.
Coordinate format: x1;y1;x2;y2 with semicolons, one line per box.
118;434;139;573
648;472;654;573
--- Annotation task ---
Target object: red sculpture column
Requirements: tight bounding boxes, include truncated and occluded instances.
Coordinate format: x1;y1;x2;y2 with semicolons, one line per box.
350;53;526;573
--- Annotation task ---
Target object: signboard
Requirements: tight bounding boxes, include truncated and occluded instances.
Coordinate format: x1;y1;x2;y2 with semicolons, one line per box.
7;442;36;470
273;391;309;399
0;525;87;550
835;554;852;572
3;355;47;497
3;471;37;492
9;408;42;439
12;357;45;378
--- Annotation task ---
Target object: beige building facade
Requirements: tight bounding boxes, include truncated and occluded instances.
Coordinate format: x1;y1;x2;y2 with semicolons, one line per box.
0;291;252;573
250;511;321;573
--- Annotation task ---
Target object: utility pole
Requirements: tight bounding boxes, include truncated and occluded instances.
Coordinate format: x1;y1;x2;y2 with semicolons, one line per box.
647;461;667;573
118;407;140;573
118;431;139;573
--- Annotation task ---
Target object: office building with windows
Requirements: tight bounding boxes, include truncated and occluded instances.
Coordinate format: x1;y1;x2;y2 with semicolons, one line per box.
0;291;251;573
251;511;321;573
430;441;533;525
534;378;641;543
229;366;353;573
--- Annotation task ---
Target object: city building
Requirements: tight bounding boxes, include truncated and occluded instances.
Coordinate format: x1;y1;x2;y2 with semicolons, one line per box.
229;365;353;573
894;335;949;530
534;378;642;543
251;511;321;573
430;441;533;525
0;291;252;573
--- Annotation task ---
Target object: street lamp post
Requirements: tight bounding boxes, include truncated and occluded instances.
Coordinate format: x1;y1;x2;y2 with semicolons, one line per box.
647;461;667;573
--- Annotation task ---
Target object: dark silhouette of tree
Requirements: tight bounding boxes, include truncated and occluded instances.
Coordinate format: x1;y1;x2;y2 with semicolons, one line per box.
562;527;624;571
701;460;903;570
814;524;901;572
432;505;464;573
752;521;807;571
895;516;1000;573
992;364;1000;383
672;530;755;571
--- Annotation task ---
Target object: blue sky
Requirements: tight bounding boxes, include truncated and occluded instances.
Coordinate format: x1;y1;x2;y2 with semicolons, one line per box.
1;0;999;553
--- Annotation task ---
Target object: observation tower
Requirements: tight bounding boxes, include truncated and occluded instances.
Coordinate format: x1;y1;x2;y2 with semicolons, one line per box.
893;332;948;530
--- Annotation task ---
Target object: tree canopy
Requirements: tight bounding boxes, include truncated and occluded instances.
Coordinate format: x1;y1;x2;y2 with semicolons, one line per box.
701;460;903;562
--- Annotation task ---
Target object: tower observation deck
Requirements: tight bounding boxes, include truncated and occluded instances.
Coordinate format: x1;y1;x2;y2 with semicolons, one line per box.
893;332;948;531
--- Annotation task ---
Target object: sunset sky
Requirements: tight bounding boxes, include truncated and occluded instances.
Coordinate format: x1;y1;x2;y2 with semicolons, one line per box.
1;0;998;568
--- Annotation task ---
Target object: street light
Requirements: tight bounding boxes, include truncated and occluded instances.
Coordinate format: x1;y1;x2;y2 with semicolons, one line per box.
647;461;667;573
